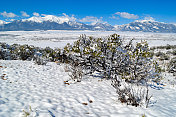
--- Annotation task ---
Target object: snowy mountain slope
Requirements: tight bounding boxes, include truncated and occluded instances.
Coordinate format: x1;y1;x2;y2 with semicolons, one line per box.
114;20;176;33
0;16;176;32
0;20;91;31
0;20;112;31
22;15;113;30
0;15;113;31
93;22;114;31
0;20;8;25
22;15;98;30
22;15;70;24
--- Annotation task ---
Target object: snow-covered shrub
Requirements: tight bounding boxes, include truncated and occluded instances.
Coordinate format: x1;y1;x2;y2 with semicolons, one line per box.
172;50;176;56
68;61;83;82
155;51;164;57
0;42;63;63
0;48;11;60
159;54;170;60
116;40;161;84
33;52;48;65
16;45;36;60
0;43;11;60
62;34;161;84
166;51;172;55
0;43;37;61
43;47;61;62
64;64;71;72
20;106;36;117
168;57;176;76
155;51;170;60
112;75;152;107
166;44;172;50
68;34;125;79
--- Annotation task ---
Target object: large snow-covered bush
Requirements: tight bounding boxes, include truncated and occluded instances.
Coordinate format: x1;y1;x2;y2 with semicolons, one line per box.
63;34;161;84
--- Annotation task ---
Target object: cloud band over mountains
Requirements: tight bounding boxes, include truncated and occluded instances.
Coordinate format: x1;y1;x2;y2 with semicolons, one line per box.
0;11;160;26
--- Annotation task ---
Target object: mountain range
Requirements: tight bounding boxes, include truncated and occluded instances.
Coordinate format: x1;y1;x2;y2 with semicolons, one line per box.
114;20;176;33
0;15;176;33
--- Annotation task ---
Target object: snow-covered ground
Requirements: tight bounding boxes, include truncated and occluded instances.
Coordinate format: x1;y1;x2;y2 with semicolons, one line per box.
0;31;176;117
0;30;176;48
0;60;176;117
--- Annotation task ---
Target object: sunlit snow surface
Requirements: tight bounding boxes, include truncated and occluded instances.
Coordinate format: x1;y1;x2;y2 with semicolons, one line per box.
0;31;176;117
0;30;176;48
0;60;176;117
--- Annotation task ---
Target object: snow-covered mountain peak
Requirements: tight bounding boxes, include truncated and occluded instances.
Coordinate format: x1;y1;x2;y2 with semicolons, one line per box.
1;16;176;32
92;22;114;31
43;15;70;24
114;19;176;33
0;20;8;25
23;17;43;23
22;15;70;24
94;22;111;26
134;19;157;23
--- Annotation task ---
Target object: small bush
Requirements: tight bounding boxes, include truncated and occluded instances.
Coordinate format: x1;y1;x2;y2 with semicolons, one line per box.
166;44;171;50
159;54;170;61
21;106;36;117
68;61;83;82
166;51;172;55
112;76;152;107
155;51;170;60
172;50;176;55
33;52;48;65
168;57;176;74
155;51;164;57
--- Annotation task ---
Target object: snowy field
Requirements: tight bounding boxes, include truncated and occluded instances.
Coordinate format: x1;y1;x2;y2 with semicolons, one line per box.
0;60;176;117
0;30;176;117
0;30;176;48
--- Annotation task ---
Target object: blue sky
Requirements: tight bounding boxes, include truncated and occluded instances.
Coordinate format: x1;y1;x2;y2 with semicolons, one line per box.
0;0;176;25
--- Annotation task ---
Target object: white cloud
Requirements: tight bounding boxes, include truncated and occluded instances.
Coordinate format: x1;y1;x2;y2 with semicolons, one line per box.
144;16;155;21
41;13;77;22
5;19;15;21
21;11;30;17
79;16;103;25
115;12;139;19
33;12;40;16
62;13;77;22
110;15;119;19
0;11;17;18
